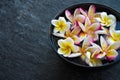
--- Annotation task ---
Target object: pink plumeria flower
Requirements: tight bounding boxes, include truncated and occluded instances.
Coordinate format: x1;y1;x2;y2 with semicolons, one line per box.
51;17;71;37
90;36;120;61
57;37;81;57
95;12;116;27
84;52;102;67
65;8;85;25
80;5;100;23
78;17;101;41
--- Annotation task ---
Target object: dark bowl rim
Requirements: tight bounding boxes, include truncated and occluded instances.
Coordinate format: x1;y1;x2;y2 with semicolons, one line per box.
49;3;120;69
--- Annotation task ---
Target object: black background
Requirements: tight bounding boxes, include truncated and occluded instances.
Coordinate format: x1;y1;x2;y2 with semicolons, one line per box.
0;0;120;80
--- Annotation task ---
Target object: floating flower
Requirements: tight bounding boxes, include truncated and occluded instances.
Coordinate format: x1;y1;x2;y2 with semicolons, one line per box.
65;8;85;25
90;36;120;61
57;37;80;57
51;17;71;37
78;17;101;41
96;12;116;27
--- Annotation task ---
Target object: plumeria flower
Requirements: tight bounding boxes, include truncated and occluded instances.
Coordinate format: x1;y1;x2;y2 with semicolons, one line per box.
78;17;101;41
90;36;120;61
57;37;81;57
51;17;71;37
107;26;120;44
65;8;85;25
65;26;81;44
95;12;116;27
80;5;100;23
79;37;102;66
84;52;102;67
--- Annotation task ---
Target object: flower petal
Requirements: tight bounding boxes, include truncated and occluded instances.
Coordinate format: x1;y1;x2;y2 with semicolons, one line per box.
88;23;101;31
59;17;66;22
82;36;91;49
90;42;102;51
86;46;99;53
58;48;71;57
51;20;58;27
95;18;102;22
110;27;120;42
108;14;116;25
107;49;118;61
68;53;81;58
90;59;102;67
100;36;108;50
95;52;106;59
72;45;79;52
108;41;120;50
53;33;65;38
74;8;81;16
53;28;59;33
110;26;116;38
71;26;81;35
75;14;85;23
92;50;101;58
85;17;91;28
65;10;73;22
79;8;87;17
85;51;91;59
101;12;107;21
58;39;65;48
95;30;107;34
65;37;74;45
88;5;96;19
78;22;86;32
107;36;116;44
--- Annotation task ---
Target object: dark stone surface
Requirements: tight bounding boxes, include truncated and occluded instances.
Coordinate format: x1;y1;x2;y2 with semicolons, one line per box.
0;0;120;80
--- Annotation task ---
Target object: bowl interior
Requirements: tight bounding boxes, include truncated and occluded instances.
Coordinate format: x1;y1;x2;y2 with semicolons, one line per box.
50;3;120;68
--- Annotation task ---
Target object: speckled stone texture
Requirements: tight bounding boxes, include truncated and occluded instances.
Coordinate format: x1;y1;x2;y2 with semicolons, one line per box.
0;0;120;80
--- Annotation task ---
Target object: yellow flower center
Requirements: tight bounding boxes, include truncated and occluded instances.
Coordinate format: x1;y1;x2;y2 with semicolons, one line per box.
56;20;67;31
102;16;112;26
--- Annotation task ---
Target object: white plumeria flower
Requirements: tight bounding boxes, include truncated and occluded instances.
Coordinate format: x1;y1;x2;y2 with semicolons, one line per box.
51;17;71;37
96;12;116;27
85;52;102;67
57;37;81;57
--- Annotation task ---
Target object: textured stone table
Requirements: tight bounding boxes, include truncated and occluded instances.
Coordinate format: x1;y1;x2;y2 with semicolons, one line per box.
0;0;120;80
